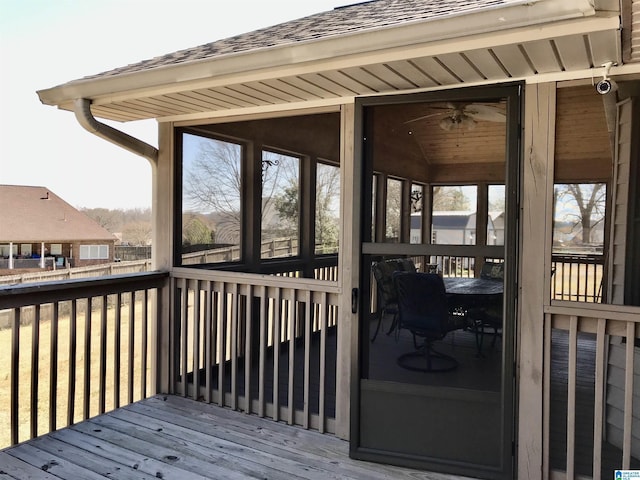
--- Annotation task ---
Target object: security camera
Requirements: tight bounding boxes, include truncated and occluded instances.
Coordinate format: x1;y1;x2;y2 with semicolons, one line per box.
596;78;617;95
595;61;618;95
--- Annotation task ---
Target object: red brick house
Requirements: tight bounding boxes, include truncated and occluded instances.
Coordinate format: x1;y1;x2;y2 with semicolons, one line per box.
0;185;116;272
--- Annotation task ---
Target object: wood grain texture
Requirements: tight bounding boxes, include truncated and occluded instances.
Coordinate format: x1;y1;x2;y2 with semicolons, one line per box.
1;395;474;480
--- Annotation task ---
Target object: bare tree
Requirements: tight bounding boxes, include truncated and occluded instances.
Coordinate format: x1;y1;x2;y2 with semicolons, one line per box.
554;183;606;244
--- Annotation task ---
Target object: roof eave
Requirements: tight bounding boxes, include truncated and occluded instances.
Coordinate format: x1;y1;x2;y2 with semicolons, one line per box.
37;0;598;110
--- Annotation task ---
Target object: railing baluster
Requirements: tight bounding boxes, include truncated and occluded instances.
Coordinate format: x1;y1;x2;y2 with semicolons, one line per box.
566;316;578;478
218;283;227;407
592;318;606;477
244;285;253;413
68;299;77;426
128;291;135;405
179;278;188;397
204;281;212;404
258;286;267;418
99;295;107;414
114;293;121;409
141;289;148;400
11;308;20;445
83;299;91;420
230;283;238;410
303;291;312;429
30;304;40;439
319;291;327;434
193;281;201;400
273;287;281;422
287;289;296;425
542;313;552;480
622;321;635;469
49;302;59;432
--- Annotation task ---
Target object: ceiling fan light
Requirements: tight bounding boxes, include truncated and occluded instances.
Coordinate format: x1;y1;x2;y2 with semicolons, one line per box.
439;118;455;131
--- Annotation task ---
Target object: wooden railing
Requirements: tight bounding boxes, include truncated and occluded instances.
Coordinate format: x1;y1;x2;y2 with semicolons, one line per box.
170;268;341;434
543;302;640;478
0;271;168;448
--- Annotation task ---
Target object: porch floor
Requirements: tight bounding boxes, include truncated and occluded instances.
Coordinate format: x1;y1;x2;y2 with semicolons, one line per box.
0;394;475;480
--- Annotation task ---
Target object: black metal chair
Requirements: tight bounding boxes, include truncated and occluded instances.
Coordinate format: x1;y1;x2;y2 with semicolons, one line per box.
370;258;416;342
393;272;459;372
469;260;504;356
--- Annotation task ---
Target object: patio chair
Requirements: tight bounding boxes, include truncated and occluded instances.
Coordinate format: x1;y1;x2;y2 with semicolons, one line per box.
469;260;504;356
393;272;459;372
370;258;416;342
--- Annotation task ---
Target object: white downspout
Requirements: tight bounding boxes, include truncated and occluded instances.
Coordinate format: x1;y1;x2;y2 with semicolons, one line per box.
73;98;158;165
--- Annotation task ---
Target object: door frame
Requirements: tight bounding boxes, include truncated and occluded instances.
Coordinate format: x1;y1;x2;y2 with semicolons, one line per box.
349;83;522;479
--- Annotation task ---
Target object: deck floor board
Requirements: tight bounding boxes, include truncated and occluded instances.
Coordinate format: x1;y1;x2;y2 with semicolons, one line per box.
1;395;472;480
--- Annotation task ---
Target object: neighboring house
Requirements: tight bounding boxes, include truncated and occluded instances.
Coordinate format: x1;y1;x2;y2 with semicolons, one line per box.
25;1;640;479
0;185;116;272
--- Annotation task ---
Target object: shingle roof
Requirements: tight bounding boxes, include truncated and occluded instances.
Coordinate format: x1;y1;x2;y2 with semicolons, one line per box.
83;0;514;80
0;185;116;242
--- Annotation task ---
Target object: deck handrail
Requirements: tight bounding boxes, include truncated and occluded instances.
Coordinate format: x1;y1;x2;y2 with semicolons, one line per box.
1;271;169;447
543;302;640;477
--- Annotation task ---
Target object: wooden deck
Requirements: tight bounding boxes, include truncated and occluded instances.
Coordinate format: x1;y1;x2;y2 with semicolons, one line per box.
0;394;475;480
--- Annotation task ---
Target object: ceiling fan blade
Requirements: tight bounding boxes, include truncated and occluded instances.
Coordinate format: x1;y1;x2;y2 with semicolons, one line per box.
463;104;506;122
404;112;448;124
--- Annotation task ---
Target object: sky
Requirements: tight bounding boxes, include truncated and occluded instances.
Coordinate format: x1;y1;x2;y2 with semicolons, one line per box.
0;0;342;210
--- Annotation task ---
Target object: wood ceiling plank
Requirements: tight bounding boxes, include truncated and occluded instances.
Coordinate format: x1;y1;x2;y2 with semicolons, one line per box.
212;86;266;106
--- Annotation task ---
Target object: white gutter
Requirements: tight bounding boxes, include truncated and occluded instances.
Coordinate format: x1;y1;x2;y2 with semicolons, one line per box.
38;0;597;109
73;98;158;165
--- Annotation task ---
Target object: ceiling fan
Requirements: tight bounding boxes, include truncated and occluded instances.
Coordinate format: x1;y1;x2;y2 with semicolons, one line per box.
405;102;506;131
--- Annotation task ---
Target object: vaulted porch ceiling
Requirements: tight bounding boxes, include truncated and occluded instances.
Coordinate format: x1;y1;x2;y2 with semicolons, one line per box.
37;1;623;124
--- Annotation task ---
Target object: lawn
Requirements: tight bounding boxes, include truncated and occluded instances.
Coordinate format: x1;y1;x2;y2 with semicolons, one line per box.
0;297;151;448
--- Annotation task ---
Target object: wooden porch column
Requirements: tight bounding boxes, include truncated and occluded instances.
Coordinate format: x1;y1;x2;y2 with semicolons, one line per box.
152;121;174;395
337;102;358;441
8;242;13;269
40;242;45;268
518;82;556;480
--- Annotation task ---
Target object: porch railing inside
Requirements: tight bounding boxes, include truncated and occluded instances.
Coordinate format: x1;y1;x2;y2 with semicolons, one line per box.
171;267;341;433
0;271;168;448
544;303;640;478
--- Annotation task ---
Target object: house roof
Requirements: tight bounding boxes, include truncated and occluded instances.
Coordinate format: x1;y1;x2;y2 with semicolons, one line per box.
0;185;116;243
37;0;628;124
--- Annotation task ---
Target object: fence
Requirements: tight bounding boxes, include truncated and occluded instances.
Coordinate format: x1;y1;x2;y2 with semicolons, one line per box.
551;254;605;303
0;259;152;287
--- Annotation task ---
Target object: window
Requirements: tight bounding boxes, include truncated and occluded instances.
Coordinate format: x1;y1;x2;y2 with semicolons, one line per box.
80;245;109;260
21;244;32;256
261;150;300;259
410;183;424;244
50;244;62;255
487;185;505;246
181;133;242;265
315;162;340;255
431;185;477;245
385;178;402;243
552;183;606;302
